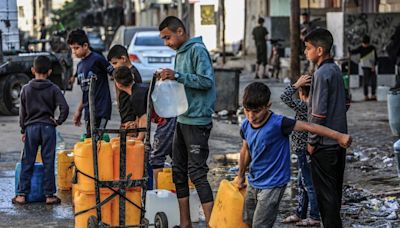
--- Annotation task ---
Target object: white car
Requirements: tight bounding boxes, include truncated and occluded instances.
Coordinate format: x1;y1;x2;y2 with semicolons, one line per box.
127;31;176;82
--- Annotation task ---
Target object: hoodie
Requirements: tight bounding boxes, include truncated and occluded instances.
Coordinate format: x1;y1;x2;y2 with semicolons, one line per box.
174;36;216;125
19;79;69;133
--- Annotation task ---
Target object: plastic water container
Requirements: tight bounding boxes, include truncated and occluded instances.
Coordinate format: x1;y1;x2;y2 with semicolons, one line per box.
209;178;248;228
145;190;201;227
111;138;144;183
111;189;142;226
74;139;113;193
15;162;46;202
388;89;400;136
57;150;74;190
74;191;112;228
377;86;390;101
151;80;188;118
157;168;194;192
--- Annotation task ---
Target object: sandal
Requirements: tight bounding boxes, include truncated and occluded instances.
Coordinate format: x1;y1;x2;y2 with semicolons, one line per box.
46;195;61;205
295;218;321;227
11;195;26;205
282;214;301;224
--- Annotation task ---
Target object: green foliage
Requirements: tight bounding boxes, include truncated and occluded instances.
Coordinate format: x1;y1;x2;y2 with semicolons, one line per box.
50;0;91;31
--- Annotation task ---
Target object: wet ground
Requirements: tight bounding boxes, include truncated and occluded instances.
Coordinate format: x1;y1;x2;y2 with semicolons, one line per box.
1;68;400;227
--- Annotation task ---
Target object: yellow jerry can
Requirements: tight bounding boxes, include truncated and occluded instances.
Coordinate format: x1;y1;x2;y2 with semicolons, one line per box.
157;168;194;191
57;150;74;190
111;189;142;226
74;191;112;228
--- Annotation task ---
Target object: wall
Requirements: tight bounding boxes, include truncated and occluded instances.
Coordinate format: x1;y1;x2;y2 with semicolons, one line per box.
270;0;290;17
244;0;268;55
344;13;400;57
327;12;400;58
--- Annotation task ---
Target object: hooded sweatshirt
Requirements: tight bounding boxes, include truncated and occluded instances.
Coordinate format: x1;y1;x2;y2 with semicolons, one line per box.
19;79;69;133
174;36;216;125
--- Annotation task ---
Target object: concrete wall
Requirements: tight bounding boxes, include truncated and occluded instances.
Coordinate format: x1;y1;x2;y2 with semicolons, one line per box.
270;0;290;16
244;0;268;55
327;12;400;58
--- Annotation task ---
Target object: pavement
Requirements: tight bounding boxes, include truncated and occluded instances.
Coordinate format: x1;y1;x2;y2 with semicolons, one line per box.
0;54;399;227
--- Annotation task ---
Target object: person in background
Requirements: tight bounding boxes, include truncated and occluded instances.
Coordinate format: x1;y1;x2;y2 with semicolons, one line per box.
281;75;320;227
67;29;113;138
13;56;69;205
349;35;378;101
252;17;269;79
304;28;349;228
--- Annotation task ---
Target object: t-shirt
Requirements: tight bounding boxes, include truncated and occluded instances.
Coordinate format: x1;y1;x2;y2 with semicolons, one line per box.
240;113;296;189
308;58;348;146
76;51;113;121
252;25;269;46
129;83;149;119
119;66;143;122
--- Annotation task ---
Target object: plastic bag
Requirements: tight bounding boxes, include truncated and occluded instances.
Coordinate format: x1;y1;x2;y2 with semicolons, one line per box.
151;80;188;118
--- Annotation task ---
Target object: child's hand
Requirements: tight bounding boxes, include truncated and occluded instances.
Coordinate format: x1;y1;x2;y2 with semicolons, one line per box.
293;75;311;88
236;175;247;189
50;117;58;126
21;134;26;142
307;144;315;155
73;111;82;127
159;69;176;80
338;134;352;149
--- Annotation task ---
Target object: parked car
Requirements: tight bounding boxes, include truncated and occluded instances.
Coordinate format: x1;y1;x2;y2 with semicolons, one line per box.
87;31;106;53
110;26;157;48
127;31;176;82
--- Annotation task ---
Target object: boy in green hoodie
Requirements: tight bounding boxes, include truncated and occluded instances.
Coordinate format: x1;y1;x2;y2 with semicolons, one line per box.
159;16;216;228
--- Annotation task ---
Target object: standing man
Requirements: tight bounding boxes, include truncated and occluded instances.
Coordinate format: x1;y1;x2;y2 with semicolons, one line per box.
159;16;216;228
252;17;269;79
349;35;378;101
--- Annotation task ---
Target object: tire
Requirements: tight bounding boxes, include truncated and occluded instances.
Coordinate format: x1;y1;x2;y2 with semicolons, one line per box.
0;73;30;115
87;215;98;228
154;212;168;228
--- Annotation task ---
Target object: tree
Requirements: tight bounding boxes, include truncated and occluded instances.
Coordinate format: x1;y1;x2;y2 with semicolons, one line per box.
50;0;91;32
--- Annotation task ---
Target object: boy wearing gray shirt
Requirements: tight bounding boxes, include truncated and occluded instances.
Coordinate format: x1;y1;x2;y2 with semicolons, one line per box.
304;28;348;228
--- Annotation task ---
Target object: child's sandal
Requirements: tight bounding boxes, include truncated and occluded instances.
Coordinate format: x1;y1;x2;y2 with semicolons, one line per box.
11;195;26;205
46;195;61;205
282;214;301;223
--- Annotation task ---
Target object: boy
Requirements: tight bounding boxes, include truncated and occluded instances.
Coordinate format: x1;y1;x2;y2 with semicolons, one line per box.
349;35;378;101
107;44;143;130
113;66;176;187
252;17;269;79
281;75;320;226
13;56;69;205
304;28;349;228
237;82;351;228
67;29;113;137
159;16;216;228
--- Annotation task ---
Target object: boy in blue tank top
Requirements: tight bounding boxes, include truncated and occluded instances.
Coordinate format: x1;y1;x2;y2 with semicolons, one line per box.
237;82;352;228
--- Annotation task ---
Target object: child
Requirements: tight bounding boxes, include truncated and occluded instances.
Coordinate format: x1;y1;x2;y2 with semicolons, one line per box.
159;16;216;228
349;35;377;101
107;44;143;131
269;46;281;80
237;82;352;228
13;56;69;205
304;28;349;228
113;66;176;188
281;75;320;226
67;29;113;138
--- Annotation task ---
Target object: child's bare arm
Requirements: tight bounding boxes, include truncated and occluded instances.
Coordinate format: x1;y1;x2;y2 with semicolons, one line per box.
294;121;352;149
238;140;250;189
135;114;147;141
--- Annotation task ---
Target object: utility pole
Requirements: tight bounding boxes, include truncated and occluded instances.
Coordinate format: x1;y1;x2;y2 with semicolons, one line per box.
220;0;226;64
290;0;300;83
182;0;190;36
125;0;133;25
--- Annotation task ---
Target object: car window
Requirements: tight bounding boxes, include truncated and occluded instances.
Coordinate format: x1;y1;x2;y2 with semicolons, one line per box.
134;35;164;46
124;29;136;46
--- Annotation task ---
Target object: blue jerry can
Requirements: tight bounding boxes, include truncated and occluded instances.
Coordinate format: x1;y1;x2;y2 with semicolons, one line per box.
15;162;46;202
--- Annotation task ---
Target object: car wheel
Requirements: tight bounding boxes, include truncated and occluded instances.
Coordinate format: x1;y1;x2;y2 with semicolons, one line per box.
0;73;30;115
